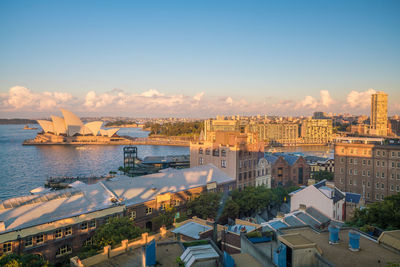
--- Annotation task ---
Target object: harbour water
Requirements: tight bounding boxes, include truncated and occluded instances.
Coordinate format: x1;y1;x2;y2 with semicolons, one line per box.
0;125;189;200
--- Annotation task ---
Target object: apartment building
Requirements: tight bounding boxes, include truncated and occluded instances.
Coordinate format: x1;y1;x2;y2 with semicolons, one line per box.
263;123;300;146
370;92;388;136
334;137;400;203
190;131;266;190
300;119;333;144
0;165;235;263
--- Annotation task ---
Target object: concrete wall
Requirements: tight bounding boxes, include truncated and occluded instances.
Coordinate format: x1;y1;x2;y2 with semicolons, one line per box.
240;234;274;267
72;228;170;267
292;247;318;267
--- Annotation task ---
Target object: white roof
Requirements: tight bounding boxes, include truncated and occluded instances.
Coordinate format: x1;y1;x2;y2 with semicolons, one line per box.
180;244;219;267
104;164;235;207
51;115;67;135
0;183;115;234
172;221;212;239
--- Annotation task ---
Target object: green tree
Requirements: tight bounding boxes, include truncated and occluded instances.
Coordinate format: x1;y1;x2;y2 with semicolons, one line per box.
93;217;143;248
187;192;221;220
312;170;334;181
152;207;177;229
219;200;240;224
0;254;50;267
347;193;400;230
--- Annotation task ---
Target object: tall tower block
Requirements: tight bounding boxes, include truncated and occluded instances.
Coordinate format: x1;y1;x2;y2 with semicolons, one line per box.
371;92;388;136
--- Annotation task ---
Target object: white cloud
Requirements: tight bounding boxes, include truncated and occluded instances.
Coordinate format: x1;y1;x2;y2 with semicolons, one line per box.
346;88;376;108
2;86;72;111
225;97;233;105
299;95;318;109
193;92;205;101
141;89;164;97
320;90;333;107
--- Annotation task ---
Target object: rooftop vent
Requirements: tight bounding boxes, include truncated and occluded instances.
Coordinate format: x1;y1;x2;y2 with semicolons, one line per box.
328;225;339;244
348;230;360;251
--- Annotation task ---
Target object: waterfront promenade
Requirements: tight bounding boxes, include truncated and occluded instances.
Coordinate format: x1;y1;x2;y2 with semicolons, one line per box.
22;136;190;147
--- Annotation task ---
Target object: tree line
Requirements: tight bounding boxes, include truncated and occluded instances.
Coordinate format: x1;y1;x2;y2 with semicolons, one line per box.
144;121;203;137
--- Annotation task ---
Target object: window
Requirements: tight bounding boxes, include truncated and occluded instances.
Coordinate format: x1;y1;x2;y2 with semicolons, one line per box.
213;149;219;157
376;183;379;189
340;158;344;163
145;207;152;215
391;173;395;179
383;151;386;156
376;194;379;200
3;242;12;253
340;178;343;184
354;169;358;175
84;237;93;246
382;172;385;178
24;237;33;247
392;162;395;168
56;245;72;258
81;222;88;230
65;226;72;236
367;193;370;199
349;158;353;164
239;161;242;169
381;183;384;189
354;159;358;165
199;148;203;154
54;229;63;239
367;181;370;187
398;173;400;180
397;185;400;192
174;199;180;206
382;161;385;167
349;179;352;185
238;173;242;181
392;152;395;157
160;203;167;210
130;211;136;220
199;157;203;165
362;170;366;176
391;185;394;191
377;150;381;156
35;235;44;244
368;160;371;165
205;149;210;155
349;169;353;175
340;168;344;174
376;172;380;178
362;159;366;165
89;220;96;228
221;159;227;168
377;161;380;167
221;150;226;157
381;195;384;200
367;171;371;177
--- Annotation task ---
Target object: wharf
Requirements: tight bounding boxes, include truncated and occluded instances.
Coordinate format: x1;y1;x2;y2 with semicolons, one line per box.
22;137;190;147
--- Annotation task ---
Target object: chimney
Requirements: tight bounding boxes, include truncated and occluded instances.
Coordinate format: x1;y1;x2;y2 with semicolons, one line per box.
299;204;307;211
0;221;5;232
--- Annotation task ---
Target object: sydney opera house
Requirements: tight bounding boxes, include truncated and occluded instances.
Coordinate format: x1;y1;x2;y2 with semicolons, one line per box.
24;109;129;145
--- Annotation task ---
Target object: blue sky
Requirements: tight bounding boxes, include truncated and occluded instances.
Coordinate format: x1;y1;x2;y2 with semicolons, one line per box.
0;0;399;117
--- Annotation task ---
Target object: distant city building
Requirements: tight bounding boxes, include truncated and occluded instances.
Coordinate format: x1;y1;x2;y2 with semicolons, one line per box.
308;158;334;177
334;137;400;203
370;92;388;136
313;111;329;119
300;119;333;144
389;117;400;136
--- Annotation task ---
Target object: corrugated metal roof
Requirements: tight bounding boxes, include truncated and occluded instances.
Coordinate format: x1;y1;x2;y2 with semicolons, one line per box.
305;207;330;224
172;221;212;239
284;215;306;227
181;244;219;267
295;212;321;228
273;153;300;166
268;221;289;230
264;154;279;164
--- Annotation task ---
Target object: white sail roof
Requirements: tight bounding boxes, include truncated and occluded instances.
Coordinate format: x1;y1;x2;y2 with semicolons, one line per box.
51;116;67;135
61;109;83;136
84;121;103;136
37;120;54;133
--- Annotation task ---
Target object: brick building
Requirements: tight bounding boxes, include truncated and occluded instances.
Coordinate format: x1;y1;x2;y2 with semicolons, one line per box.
265;153;311;187
190;131;265;190
0;164;235;263
334;137;400;203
